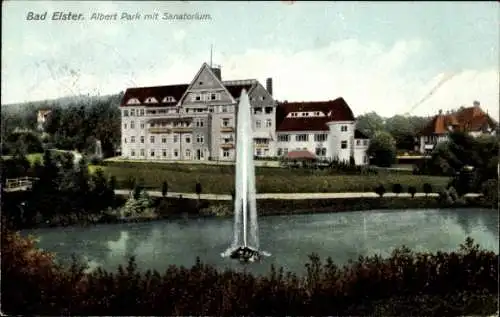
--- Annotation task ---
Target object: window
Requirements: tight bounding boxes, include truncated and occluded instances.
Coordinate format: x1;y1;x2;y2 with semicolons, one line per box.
186;149;191;157
123;123;127;129
139;109;145;116
173;135;178;143
256;120;261;128
283;148;289;155
260;96;266;101
254;107;262;115
314;134;327;142
265;119;272;128
341;125;348;132
278;134;290;142
130;109;135;116
196;135;204;144
185;136;191;143
222;106;228;113
341;140;348;149
295;134;308;142
256;149;262;156
130;121;135;129
162;137;167;143
314;111;320;116
140;149;145;156
140;121;145;129
315;148;327;156
277;148;283;156
222;118;230;127
140;136;145;143
162;149;167;157
210;93;220;100
123;110;129;117
192;94;202;102
196;119;204;127
265;107;273;114
174;150;179;157
363;140;368;146
150;150;155;157
150;136;155;143
131;150;135;156
356;140;361;146
222;150;230;157
131;136;136;143
124;138;127;144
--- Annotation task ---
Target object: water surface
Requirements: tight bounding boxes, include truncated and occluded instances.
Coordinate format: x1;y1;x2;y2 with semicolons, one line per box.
25;208;499;276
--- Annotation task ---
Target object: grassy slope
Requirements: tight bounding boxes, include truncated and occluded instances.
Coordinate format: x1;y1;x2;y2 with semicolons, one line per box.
91;162;449;194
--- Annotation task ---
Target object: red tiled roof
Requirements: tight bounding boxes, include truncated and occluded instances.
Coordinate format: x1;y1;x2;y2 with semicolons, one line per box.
419;106;497;136
285;150;316;160
121;83;255;107
276;98;355;132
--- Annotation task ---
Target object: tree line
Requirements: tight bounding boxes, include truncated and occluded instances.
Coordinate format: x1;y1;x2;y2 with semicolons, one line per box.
1;94;122;158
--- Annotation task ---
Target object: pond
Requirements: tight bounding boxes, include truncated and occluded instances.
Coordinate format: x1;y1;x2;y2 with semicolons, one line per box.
24;208;499;276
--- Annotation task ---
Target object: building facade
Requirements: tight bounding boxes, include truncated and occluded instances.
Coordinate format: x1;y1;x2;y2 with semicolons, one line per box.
275;99;369;165
120;63;369;164
417;101;497;154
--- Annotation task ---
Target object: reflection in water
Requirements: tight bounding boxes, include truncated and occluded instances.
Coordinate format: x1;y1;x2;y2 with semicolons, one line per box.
24;208;499;276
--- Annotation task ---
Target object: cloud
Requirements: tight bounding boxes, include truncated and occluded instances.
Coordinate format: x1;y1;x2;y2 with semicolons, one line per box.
2;37;498;120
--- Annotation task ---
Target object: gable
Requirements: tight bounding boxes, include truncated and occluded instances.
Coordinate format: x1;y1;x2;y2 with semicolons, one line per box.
249;82;274;106
178;63;236;105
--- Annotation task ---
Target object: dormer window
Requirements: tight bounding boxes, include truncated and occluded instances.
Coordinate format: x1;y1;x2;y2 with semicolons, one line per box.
162;96;176;103
127;98;140;105
144;97;158;104
314;111;320;116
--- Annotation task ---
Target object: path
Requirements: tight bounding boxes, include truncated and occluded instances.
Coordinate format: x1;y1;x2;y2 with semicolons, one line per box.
114;189;481;201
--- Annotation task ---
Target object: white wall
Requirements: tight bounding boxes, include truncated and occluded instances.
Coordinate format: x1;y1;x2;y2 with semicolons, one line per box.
327;121;355;162
275;131;329;158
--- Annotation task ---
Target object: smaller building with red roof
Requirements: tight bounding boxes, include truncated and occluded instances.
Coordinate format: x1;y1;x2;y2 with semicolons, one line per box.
417;101;497;154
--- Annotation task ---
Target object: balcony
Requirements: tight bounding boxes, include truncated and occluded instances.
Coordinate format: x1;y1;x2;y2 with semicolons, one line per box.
171;127;193;133
220;143;234;149
149;127;171;134
254;143;269;149
220;126;234;133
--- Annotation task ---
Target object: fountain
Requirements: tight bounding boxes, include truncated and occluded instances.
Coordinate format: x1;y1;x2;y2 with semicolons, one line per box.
221;90;270;263
95;139;103;159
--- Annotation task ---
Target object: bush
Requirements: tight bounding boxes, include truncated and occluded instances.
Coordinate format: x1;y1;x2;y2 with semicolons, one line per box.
374;184;386;197
423;183;433;196
1;229;498;316
408;186;417;198
392;183;403;196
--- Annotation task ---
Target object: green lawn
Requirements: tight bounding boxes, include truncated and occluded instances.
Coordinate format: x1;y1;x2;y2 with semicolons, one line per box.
92;161;450;194
2;153;43;164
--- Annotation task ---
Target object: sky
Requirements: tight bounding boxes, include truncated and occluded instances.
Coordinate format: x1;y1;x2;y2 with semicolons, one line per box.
2;1;499;119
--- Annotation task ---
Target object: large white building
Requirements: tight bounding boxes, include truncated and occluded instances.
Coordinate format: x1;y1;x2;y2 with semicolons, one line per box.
120;63;370;164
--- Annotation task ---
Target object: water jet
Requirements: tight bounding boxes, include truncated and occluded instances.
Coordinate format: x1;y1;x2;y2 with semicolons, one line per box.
221;89;270;263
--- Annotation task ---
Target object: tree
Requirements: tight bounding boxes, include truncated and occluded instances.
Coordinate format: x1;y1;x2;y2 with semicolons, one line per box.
367;131;397;167
195;182;202;200
349;155;356;166
355;112;385;138
392;184;403;196
423;183;432;197
374;184;386;197
161;181;169;198
408;186;417;198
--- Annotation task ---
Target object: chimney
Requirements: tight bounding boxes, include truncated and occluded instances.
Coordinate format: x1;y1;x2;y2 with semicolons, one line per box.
266;77;273;96
438;109;443;115
473;100;480;108
211;65;222;81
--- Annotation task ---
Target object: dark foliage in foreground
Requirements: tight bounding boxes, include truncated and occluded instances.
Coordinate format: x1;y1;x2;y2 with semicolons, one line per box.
1;229;498;316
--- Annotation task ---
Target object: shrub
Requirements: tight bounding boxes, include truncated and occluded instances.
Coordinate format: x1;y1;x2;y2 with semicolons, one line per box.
374;184;386;197
423;183;433;196
408;186;417;198
392;183;403;196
